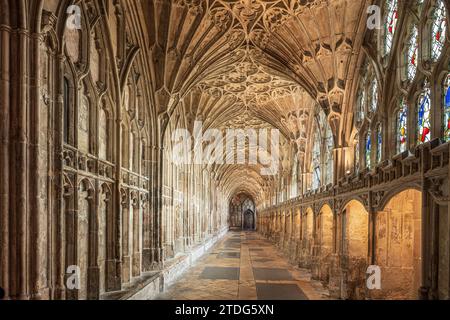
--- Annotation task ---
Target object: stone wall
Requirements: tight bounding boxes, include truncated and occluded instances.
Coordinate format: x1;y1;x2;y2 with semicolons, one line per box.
0;0;230;300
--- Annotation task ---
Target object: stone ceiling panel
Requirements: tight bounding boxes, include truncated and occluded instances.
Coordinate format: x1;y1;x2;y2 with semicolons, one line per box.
143;0;367;199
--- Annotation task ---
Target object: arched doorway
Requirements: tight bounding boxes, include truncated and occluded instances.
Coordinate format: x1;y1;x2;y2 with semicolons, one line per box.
373;189;422;300
229;193;256;230
243;209;255;230
341;200;369;300
313;205;334;282
299;208;314;268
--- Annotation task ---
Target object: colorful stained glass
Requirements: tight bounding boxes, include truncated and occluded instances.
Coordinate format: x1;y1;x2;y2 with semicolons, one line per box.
385;0;399;56
377;124;382;163
397;99;408;154
443;73;450;141
431;0;447;61
407;26;419;80
366;130;372;169
417;81;431;144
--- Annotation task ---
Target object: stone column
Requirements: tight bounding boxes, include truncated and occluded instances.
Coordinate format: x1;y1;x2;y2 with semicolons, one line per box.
142;173;152;271
9;26;30;300
182;168;189;249
132;196;141;277
0;16;11;300
30;23;51;299
420;157;432;299
333;146;350;184
53;52;67;300
155;143;165;266
121;192;130;283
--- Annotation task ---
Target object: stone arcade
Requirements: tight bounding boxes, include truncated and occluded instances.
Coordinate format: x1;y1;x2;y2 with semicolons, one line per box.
0;0;449;300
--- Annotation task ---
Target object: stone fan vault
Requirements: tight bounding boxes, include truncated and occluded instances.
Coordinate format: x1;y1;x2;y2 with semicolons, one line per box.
0;0;449;300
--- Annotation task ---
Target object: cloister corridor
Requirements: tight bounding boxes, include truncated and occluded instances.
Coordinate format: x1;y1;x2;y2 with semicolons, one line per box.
155;231;329;300
1;0;450;303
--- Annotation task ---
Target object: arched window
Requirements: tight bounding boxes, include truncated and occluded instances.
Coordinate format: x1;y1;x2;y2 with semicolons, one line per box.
431;0;448;61
444;73;450;141
366;129;372;169
397;99;408;154
63;77;70;144
356;84;366;125
417;80;431;144
376;124;383;163
369;78;379;113
384;0;399;56
407;26;419;81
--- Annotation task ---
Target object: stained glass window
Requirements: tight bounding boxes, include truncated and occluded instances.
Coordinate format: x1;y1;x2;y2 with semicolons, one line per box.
397;99;408;154
431;0;447;61
417;80;431;144
366;130;372;169
407;26;419;80
377;124;382;163
369;79;378;113
385;0;399;56
443;73;450;141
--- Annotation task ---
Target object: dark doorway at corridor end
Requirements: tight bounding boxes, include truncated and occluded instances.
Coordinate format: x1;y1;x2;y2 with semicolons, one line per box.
243;209;255;230
229;193;256;231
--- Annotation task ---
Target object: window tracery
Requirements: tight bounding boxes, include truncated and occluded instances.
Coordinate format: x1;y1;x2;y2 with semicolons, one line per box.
444;72;450;141
417;80;432;144
385;0;399;56
407;26;419;81
431;0;448;61
397;99;408;154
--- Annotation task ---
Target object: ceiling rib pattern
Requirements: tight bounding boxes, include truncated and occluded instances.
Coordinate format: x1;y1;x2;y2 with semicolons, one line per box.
142;0;367;201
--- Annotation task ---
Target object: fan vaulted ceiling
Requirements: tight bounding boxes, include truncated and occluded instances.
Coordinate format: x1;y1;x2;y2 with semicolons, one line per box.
140;0;368;201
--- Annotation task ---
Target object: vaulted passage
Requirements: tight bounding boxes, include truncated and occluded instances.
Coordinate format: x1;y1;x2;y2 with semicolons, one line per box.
156;231;328;300
0;0;450;301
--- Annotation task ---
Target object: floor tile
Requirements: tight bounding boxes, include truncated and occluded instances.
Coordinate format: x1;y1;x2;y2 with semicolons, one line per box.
153;231;330;300
256;283;308;300
199;267;240;280
217;252;241;259
253;268;294;281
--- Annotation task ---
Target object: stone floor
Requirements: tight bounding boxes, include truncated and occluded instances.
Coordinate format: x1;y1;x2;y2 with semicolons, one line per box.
154;231;331;300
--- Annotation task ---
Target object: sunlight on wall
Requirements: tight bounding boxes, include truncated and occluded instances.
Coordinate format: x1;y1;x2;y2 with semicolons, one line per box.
374;189;422;299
